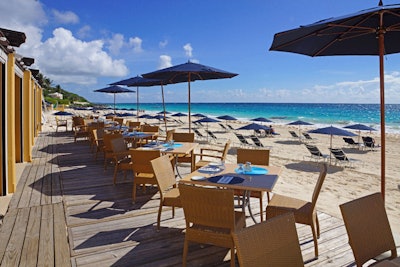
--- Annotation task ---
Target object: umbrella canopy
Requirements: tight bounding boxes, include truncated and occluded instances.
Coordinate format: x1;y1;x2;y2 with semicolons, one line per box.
308;126;356;150
344;123;377;143
142;61;238;132
237;123;271;131
193;113;207;118
111;75;168;128
194;117;220;141
172;112;187;117
287;120;314;136
251;117;273;123
217;115;237;121
94;85;135;114
157;111;171;115
53;111;73;116
270;3;400;199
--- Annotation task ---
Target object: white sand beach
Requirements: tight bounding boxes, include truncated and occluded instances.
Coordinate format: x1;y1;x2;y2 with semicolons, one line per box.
46;108;400;236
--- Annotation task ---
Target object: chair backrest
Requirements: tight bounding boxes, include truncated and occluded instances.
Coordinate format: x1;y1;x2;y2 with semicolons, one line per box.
237;148;270;165
329;148;348;161
250;135;263;146
128;121;141;128
303;132;312;139
305;144;322;157
130;149;161;173
165;129;175;142
221;140;231;161
194;129;204;137
113;117;124;126
173;132;195;142
340;193;397;266
310;163;328;211
141;124;159;133
72;116;85;127
235;133;249;144
232;213;304;267
103;133;123;152
289;130;299;137
362;136;375;147
179;183;236;229
206;130;217;139
110;137;127;154
343;137;356;145
151;155;176;196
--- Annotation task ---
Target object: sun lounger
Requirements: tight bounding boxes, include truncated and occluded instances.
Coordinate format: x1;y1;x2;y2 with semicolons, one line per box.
304;144;330;163
343;137;363;149
302;132;317;142
250;135;264;148
235;133;252;147
289;130;303;141
362;136;380;151
329;148;361;167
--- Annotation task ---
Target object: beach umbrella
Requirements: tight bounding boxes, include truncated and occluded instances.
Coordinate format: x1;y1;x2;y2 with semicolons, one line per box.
308;126;356;152
193;113;207;118
111;75;168;129
287;120;314;137
94;85;135;114
53;111;73;116
237;123;271;131
172;112;187;117
142;61;238;132
217;115;237;121
194;117;220;141
344;123;377;143
269;2;400;200
251;117;273;123
157;111;171;115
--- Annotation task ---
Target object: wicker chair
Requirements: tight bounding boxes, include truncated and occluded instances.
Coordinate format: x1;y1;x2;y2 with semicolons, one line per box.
265;163;327;258
340;193;398;266
150;155;181;230
179;183;246;267
172;132;195;168
194;140;231;170
55;116;68;132
235;148;270;221
130;149;161;203
232;213;304;267
110;137;131;184
91;128;105;160
103;133;123;170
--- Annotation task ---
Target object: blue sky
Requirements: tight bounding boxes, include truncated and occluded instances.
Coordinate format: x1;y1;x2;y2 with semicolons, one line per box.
2;0;400;104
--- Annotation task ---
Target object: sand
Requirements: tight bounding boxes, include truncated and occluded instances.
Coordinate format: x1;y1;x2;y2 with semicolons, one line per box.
45;108;400;236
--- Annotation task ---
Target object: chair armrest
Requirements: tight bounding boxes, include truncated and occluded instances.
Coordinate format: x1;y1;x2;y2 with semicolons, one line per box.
200;147;223;153
194;153;223;160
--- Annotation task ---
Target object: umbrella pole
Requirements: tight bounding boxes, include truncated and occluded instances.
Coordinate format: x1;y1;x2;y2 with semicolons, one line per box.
188;73;191;133
113;93;116;114
161;85;167;132
136;87;139;122
378;23;386;201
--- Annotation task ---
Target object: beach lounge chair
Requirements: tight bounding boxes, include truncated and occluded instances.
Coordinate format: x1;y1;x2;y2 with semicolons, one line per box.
236;148;271;221
179;183;246;267
304;144;330;163
151;155;181;231
289;130;303;141
205;130;218;142
266;163;328;258
194;140;231;170
362;136;380;151
343;137;363;149
329;148;360;167
219;123;228;131
302;132;317;142
227;124;235;130
193;129;207;141
340;193;398;266
250;135;264;148
235;133;252;147
232;213;304;267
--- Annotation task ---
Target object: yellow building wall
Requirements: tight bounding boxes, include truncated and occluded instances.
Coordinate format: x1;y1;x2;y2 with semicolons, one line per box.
23;70;32;162
7;53;16;193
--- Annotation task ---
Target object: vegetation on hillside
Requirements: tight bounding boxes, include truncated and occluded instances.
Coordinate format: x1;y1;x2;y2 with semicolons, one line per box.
36;73;91;107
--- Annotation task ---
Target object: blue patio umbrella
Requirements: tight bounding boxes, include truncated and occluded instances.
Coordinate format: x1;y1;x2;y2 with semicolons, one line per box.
217;115;237;121
53;111;73;116
142;61;238;132
111;75;168;127
287;120;314;136
308;126;356;150
269;2;400;199
157;111;171;114
194;117;220;141
237;123;271;131
192;113;207;118
344;123;377;143
251;117;273;123
172;112;187;117
94;85;135;114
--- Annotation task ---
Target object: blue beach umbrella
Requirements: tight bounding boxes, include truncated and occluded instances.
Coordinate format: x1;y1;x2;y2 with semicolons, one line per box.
287;120;314;136
344;123;377;143
217;115;237;121
251;117;273;123
142;61;238;132
172;112;187;117
194;117;220;141
308;126;356;150
94;85;135;114
237;123;271;131
193;113;207;118
53;111;73;116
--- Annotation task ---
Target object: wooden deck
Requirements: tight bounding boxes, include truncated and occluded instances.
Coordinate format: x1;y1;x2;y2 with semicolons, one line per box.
0;130;359;266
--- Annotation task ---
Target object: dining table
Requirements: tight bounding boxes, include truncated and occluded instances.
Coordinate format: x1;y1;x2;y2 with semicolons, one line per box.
138;141;199;175
180;163;282;223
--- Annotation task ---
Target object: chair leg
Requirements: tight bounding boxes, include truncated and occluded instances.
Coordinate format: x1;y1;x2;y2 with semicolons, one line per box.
259;196;264;222
132;183;137;203
172;206;175;218
113;164;119;184
230;247;235;267
157;203;163;231
182;239;189;267
310;219;319;257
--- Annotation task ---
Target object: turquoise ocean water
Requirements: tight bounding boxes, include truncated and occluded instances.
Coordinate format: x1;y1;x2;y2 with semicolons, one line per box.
108;103;400;133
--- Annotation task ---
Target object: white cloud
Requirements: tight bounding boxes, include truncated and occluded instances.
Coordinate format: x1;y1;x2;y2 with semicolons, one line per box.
34;28;128;85
52;10;79;24
0;0;47;28
183;43;193;58
77;25;91;39
159;39;168;48
159;55;172;69
108;33;124;55
129;37;143;53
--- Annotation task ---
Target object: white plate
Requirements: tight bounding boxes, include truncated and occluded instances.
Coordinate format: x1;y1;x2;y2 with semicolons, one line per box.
191;176;206;181
208;162;220;167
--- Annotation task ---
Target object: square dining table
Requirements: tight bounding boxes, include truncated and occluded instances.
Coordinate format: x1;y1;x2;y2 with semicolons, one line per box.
179;163;282;223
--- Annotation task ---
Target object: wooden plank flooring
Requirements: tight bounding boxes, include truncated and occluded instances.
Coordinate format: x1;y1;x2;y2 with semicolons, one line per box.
0;130;360;266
